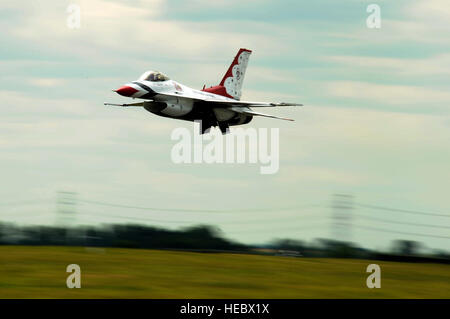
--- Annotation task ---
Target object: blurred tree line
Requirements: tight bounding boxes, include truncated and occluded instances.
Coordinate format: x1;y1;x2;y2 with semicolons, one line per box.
268;238;450;263
0;223;246;251
0;222;448;263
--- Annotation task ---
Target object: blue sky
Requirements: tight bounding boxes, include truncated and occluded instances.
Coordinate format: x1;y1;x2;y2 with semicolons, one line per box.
1;0;449;251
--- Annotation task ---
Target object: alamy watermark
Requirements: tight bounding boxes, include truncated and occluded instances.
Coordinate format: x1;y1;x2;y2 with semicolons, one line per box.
366;264;381;288
66;264;81;288
66;4;81;29
170;121;280;174
366;4;381;29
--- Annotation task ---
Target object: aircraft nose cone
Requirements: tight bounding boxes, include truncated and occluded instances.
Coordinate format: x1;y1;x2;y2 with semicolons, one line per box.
115;85;138;97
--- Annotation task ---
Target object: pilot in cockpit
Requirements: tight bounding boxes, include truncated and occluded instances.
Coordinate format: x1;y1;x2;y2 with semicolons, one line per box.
139;71;170;82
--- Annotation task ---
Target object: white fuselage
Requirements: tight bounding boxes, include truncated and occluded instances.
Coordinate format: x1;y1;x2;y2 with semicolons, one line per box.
122;79;237;119
117;80;236;121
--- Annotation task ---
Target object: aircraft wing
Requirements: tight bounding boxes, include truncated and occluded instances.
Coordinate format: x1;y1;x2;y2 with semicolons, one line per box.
205;99;303;108
229;106;295;121
153;92;302;108
104;102;146;107
105;94;300;121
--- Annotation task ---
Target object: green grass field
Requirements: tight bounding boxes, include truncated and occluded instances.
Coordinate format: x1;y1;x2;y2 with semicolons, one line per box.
0;246;449;298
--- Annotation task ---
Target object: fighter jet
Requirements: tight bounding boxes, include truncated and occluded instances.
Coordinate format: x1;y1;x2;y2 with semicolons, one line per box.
105;48;302;134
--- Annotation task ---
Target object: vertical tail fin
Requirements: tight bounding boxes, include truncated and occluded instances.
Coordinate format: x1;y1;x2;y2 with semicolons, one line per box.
220;48;252;100
203;48;252;100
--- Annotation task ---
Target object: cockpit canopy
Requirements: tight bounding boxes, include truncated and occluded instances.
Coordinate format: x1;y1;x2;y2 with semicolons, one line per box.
138;71;170;82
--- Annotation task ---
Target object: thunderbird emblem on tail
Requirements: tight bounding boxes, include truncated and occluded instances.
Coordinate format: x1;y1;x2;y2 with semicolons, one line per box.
105;48;302;134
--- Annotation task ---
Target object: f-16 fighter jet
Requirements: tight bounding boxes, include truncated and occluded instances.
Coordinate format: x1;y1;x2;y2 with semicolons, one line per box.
105;48;302;134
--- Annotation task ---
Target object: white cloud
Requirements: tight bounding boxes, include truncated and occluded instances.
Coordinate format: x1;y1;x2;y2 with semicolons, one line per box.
27;78;67;87
327;54;450;76
409;0;450;25
327;18;449;46
276;165;366;186
7;0;286;62
326;81;450;107
291;104;450;149
0;90;178;148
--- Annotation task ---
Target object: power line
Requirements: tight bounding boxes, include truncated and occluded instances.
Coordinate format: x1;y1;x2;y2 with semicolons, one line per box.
227;223;326;234
356;214;450;230
78;199;321;214
354;225;450;240
0;213;54;220
2;197;448;218
79;211;193;224
0;199;51;207
2;196;449;242
77;210;327;226
356;203;450;218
